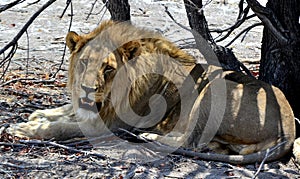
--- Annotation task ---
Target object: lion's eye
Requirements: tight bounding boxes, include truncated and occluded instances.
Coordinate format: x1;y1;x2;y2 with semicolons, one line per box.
78;59;89;73
103;65;114;79
81;59;88;66
104;65;113;74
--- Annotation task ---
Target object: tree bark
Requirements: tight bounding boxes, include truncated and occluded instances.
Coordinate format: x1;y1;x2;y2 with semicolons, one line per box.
259;0;300;130
183;0;251;75
183;0;212;42
103;0;130;22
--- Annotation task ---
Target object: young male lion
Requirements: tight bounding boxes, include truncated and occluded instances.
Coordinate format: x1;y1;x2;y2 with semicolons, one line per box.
7;20;296;164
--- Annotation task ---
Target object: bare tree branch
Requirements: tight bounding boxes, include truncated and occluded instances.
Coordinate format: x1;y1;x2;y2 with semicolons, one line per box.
0;0;25;13
0;0;57;81
86;0;99;20
164;5;191;32
212;4;253;43
246;0;289;45
225;22;263;47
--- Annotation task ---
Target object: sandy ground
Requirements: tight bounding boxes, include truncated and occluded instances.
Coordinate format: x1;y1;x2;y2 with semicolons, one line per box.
0;0;299;178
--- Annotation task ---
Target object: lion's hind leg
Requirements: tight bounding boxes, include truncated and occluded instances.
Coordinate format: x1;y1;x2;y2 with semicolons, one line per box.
139;132;187;148
227;138;278;155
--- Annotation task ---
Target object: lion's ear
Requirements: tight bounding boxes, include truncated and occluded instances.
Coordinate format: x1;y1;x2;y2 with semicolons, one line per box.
120;41;142;61
66;31;81;52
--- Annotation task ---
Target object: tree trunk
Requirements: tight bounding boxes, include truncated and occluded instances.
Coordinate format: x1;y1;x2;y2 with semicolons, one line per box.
103;0;130;22
259;0;300;135
183;0;251;75
183;0;212;42
259;0;300;136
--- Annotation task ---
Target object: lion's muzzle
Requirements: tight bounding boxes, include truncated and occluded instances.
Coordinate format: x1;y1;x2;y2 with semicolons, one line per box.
79;85;102;113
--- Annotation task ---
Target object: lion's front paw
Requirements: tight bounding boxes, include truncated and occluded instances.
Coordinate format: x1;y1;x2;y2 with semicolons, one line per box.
7;121;52;139
28;110;49;122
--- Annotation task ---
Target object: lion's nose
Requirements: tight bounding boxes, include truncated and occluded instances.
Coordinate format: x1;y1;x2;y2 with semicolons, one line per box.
81;84;98;94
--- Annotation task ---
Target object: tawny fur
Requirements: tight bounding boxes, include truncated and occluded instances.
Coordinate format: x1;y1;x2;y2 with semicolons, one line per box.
7;20;297;164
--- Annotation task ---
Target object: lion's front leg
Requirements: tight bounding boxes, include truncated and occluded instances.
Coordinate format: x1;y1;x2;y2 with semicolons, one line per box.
7;120;84;140
29;104;75;122
7;104;84;140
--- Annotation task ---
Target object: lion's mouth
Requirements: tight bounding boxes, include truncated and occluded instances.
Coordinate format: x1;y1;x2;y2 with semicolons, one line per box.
79;98;102;113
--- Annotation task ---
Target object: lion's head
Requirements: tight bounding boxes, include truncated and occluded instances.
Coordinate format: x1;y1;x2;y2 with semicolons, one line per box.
65;20;196;131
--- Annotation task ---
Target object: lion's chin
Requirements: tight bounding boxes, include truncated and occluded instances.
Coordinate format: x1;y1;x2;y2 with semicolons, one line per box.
76;108;100;120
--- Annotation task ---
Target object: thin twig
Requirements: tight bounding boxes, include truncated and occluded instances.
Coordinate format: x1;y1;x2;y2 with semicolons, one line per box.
26;0;41;7
225;22;263;47
0;142;26;148
19;139;107;159
246;0;288;45
163;5;191;32
97;0;109;24
86;0;99;20
252;141;287;179
0;0;57;81
59;0;71;18
25;30;30;78
213;5;253;43
0;0;56;55
53;0;73;77
0;162;50;170
0;78;55;87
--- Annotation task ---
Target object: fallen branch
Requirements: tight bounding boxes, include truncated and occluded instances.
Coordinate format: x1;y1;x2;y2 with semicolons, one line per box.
0;78;55;87
0;142;27;148
252;141;287;179
0;162;50;170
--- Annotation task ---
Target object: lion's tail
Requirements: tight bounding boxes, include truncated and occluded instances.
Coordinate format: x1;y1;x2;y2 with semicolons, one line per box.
173;140;293;165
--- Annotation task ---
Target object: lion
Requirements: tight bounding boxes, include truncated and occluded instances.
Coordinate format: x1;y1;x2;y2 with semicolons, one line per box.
7;20;296;164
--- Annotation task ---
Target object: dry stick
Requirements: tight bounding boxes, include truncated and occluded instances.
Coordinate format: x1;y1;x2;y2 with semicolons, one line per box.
86;0;99;20
0;142;27;148
25;30;30;78
0;162;50;170
246;0;288;45
19;139;107;160
210;14;256;33
251;141;287;179
0;78;55;87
